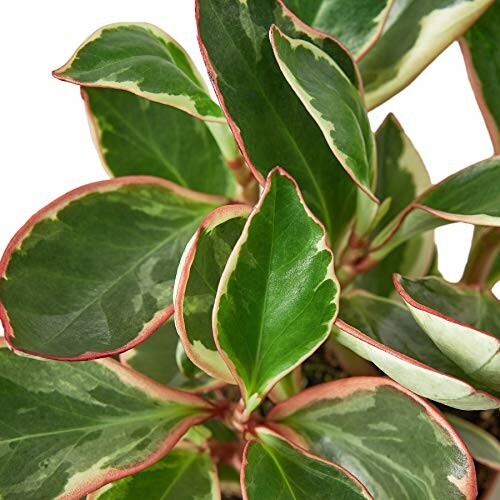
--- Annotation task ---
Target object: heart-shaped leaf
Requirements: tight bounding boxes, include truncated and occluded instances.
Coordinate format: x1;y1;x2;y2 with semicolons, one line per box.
197;0;360;244
120;319;223;393
82;88;236;197
333;292;499;409
174;205;252;382
354;114;434;296
446;413;500;471
460;0;500;153
270;26;377;201
359;0;493;109
87;447;220;500
395;275;500;393
0;177;223;360
282;0;394;59
0;339;213;499
54;23;224;122
214;169;339;413
371;157;500;260
242;428;371;500
269;377;477;499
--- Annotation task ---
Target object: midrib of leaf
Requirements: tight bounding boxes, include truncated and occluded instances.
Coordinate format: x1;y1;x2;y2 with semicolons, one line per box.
261;443;298;500
158;453;198;500
0;406;194;445
205;2;333;236
40;215;206;347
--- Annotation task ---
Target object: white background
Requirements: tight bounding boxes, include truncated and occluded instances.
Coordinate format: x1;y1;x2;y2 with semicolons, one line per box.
0;0;497;339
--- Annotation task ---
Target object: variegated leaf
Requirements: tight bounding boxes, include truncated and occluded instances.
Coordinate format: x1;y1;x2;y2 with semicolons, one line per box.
0;178;223;360
269;377;477;499
333;291;499;409
395;275;500;394
0;339;213;499
359;0;494;109
174;205;252;383
214;169;339;413
242;428;371;499
282;0;394;58
197;0;361;245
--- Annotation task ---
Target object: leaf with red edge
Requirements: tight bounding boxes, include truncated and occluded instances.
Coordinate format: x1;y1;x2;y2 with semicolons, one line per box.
269;377;477;499
0;339;213;499
0;177;224;360
242;427;372;500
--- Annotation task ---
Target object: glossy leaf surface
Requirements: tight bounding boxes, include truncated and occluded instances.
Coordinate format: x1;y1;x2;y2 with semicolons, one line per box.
334;292;499;409
446;414;500;471
359;0;493;109
175;205;251;382
0;340;212;499
214;170;339;412
395;276;500;393
54;23;224;122
371;157;500;259
283;0;393;58
270;377;477;499
0;178;222;360
242;428;371;500
461;1;500;152
271;27;377;199
88;448;219;499
83;88;236;197
197;0;359;244
121;319;222;393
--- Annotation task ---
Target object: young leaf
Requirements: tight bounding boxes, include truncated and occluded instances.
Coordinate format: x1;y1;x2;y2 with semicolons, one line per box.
395;275;500;393
446;414;500;471
282;0;394;59
269;377;477;499
371;157;500;259
214;169;339;413
87;448;220;499
268;368;303;403
82;88;236;197
242;428;371;500
359;0;494;109
270;26;378;201
461;1;500;153
354;114;434;295
174;205;252;382
54;23;224;122
0;339;213;499
0;177;224;360
120;319;224;393
334;292;499;409
197;0;360;244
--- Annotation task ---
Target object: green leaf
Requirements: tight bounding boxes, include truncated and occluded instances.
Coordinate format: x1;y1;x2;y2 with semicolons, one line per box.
354;114;434;295
174;204;252;382
214;169;339;413
270;26;377;200
371;157;500;260
197;0;360;244
268;368;303;403
359;0;493;109
54;23;224;122
282;0;393;58
87;447;219;499
446;414;500;471
242;428;371;500
0;339;213;499
333;292;499;409
82;88;236;197
0;178;223;360
461;0;500;153
120;319;223;393
269;377;477;499
395;275;500;394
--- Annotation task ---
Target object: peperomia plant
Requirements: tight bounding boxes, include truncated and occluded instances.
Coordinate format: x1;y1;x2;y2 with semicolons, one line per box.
1;0;500;498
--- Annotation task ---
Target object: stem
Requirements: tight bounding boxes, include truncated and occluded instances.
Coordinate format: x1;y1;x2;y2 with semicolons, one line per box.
461;227;500;289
